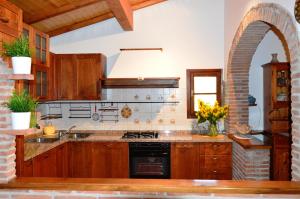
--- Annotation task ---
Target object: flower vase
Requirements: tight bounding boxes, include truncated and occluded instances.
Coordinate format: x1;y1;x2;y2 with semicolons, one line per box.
209;123;218;136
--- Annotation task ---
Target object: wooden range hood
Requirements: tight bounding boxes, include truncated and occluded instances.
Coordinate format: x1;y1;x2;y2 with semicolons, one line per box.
101;77;180;88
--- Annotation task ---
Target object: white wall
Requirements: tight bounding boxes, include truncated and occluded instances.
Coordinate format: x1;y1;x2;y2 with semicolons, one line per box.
48;0;225;130
249;31;287;131
224;0;297;69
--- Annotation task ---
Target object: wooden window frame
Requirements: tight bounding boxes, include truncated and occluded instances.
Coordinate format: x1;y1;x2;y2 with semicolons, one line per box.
186;69;222;118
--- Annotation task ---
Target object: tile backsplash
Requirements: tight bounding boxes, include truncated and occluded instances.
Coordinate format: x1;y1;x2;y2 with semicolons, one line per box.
38;88;196;130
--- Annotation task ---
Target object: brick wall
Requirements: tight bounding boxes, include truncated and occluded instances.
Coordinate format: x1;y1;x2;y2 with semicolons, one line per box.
225;3;300;180
0;59;16;183
232;142;270;180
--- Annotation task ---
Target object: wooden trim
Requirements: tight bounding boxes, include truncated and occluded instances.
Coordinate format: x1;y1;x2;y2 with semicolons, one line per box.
186;69;222;119
120;48;163;51
101;77;180;88
105;0;133;31
15;135;25;177
27;0;100;24
1;178;300;194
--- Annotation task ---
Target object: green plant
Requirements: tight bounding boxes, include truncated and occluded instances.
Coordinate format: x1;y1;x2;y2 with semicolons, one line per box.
4;91;38;112
2;36;31;57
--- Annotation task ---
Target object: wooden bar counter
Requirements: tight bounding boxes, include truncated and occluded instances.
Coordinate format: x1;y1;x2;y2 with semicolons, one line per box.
0;177;300;196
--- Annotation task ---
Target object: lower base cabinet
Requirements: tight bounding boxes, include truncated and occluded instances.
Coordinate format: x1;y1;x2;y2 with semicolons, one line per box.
22;141;231;179
171;142;232;180
24;142;129;178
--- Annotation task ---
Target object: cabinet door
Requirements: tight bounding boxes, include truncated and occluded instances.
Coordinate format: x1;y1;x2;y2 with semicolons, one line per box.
34;30;49;66
69;142;93;178
107;142;129;178
171;143;199;179
56;143;69;177
55;54;76;100
22;159;33;177
91;142;129;178
0;1;22;38
74;54;103;100
35;65;49;100
33;148;57;177
273;147;290;180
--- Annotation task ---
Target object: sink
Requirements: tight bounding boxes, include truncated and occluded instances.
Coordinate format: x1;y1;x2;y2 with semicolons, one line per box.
68;133;92;139
26;137;60;143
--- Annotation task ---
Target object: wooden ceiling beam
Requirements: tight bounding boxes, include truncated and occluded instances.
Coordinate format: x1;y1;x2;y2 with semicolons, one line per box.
47;0;166;37
27;0;101;24
105;0;133;31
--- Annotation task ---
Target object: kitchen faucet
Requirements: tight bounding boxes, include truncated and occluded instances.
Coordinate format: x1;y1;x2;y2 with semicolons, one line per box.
67;125;76;134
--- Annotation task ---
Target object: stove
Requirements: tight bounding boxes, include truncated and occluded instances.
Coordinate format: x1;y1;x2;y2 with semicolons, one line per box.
122;131;159;139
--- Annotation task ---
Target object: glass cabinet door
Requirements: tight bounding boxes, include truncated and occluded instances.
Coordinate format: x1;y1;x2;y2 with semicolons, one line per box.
275;69;290;103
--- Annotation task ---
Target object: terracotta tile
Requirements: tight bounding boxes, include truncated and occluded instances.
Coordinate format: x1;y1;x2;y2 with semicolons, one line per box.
55;196;97;199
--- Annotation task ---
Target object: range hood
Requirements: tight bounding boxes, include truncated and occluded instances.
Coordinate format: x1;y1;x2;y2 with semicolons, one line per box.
102;48;180;88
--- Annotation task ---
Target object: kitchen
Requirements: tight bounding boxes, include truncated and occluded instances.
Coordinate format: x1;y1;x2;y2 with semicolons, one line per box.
0;0;300;198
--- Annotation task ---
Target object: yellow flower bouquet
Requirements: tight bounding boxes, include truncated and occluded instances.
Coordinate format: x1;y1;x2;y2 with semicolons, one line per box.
195;100;229;136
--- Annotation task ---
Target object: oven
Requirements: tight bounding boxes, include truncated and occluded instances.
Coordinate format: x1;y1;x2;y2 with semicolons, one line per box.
129;142;170;179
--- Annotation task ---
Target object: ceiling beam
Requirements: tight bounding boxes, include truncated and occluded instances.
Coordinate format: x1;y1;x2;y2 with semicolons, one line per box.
105;0;133;31
47;0;166;37
27;0;100;24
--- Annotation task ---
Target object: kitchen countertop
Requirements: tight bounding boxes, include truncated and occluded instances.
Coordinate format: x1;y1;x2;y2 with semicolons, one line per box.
24;130;232;161
1;177;300;195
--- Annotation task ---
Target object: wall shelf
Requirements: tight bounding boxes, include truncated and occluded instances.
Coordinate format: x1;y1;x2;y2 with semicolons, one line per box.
0;74;34;80
101;77;180;88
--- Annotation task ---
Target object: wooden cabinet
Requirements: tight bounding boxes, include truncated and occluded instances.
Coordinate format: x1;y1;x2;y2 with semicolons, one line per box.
33;147;57;177
69;142;93;178
69;142;128;178
171;142;232;180
272;133;291;181
200;143;232;180
0;1;22;68
54;53;106;100
17;23;51;100
171;143;200;179
56;143;69;177
22;159;33;177
262;61;291;133
34;65;49;100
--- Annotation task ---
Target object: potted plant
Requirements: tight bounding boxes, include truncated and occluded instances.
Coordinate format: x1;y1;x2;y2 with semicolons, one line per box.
196;100;228;136
2;36;32;74
4;91;38;130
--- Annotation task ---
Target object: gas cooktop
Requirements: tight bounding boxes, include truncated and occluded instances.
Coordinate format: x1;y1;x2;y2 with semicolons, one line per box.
122;131;159;139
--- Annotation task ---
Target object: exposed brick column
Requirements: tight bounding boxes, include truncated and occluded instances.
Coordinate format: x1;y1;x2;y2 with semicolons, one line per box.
232;142;270;180
0;59;15;183
225;3;300;180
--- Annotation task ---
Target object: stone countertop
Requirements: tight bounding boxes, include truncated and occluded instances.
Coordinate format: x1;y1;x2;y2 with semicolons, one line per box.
24;131;232;161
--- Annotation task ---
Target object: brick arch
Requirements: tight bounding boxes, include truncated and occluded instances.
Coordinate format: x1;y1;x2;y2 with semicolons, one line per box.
226;3;300;180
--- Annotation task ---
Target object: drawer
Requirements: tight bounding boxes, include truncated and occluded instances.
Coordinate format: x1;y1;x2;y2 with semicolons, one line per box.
204;143;232;155
202;167;232;180
204;155;232;168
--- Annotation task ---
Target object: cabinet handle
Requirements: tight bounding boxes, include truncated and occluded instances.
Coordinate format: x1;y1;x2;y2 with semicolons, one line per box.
213;170;217;173
105;144;113;148
213;157;217;160
0;16;9;23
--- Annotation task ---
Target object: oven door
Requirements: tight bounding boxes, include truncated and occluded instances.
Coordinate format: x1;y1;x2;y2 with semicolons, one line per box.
129;143;170;179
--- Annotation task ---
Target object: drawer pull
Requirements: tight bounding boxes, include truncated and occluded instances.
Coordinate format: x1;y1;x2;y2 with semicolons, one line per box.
213;170;217;173
0;16;9;23
213;157;217;160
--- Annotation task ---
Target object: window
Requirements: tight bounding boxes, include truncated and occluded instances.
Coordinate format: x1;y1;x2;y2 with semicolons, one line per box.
186;69;222;118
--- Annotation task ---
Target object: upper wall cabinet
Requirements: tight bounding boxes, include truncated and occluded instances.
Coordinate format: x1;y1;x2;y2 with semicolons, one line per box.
54;53;106;100
22;23;49;67
0;1;22;67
